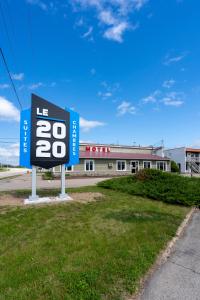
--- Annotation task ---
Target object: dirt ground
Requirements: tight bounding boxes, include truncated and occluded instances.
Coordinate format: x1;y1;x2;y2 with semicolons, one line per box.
0;192;104;207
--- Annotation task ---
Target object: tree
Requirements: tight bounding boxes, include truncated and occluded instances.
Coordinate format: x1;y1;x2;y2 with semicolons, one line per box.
171;160;180;173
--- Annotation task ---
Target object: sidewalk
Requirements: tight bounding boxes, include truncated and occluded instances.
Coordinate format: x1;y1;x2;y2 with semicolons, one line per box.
140;210;200;300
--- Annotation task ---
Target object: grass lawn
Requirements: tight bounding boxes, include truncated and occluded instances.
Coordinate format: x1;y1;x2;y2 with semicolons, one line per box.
0;168;8;172
0;186;189;300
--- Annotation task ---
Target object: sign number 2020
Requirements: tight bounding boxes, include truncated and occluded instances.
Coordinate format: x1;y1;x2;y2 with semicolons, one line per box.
36;120;66;158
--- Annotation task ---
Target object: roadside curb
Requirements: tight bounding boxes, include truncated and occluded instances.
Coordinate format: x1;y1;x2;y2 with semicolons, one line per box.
129;207;197;300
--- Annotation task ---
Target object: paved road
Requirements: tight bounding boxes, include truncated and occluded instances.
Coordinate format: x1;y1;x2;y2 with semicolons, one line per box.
0;173;109;191
140;210;200;300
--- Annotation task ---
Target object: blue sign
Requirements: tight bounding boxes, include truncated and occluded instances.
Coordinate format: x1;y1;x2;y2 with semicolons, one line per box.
19;95;79;169
20;108;31;169
65;108;79;167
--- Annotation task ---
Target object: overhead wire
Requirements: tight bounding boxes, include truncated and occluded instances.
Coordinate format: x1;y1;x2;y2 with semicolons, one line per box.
0;47;23;110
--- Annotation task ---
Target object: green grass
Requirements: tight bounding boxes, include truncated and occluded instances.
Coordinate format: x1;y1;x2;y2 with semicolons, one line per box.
0;186;189;300
98;169;200;207
0;168;7;172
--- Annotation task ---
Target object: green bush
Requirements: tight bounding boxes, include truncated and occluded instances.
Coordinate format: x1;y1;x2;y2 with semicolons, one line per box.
98;169;200;207
171;160;180;173
42;171;55;180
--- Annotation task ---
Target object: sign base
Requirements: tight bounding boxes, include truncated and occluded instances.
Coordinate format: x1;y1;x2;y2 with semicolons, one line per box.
24;195;73;205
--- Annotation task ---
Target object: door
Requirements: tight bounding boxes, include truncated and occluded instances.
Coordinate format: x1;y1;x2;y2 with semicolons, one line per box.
131;161;139;174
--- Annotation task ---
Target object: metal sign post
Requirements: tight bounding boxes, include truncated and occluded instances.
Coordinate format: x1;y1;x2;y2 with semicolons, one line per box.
29;166;39;201
59;164;72;200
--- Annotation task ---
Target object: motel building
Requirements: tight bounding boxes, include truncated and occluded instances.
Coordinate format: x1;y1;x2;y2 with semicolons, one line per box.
53;143;171;175
164;147;200;174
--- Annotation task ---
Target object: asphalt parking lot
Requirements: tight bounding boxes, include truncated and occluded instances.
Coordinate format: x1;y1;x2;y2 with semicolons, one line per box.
0;173;109;191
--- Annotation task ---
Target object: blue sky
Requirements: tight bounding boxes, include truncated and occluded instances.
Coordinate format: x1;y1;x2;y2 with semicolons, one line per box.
0;0;200;164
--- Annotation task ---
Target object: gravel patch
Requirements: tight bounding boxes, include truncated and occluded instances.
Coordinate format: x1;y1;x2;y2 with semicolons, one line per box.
0;192;104;207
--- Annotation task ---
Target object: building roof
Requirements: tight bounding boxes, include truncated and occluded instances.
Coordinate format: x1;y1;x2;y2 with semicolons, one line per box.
80;142;161;150
186;148;200;153
80;151;170;161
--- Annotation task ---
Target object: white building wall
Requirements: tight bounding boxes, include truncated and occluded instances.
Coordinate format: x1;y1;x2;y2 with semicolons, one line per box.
164;147;186;173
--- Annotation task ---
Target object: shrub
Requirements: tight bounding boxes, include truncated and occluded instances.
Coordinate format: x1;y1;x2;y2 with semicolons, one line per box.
98;169;200;207
171;160;180;173
42;171;55;180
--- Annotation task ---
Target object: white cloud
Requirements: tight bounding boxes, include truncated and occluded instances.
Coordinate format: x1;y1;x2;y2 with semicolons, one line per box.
11;73;24;81
142;95;156;103
99;10;116;25
0;84;10;89
142;89;184;108
142;90;160;104
98;91;112;99
104;92;112;97
82;26;93;39
71;0;147;42
0;96;20;122
98;81;120;100
117;101;136;116
161;92;184;107
72;0;148;11
28;82;44;90
0;143;19;165
80;117;106;132
104;21;130;42
26;0;48;11
0;143;19;158
164;53;187;66
162;79;175;89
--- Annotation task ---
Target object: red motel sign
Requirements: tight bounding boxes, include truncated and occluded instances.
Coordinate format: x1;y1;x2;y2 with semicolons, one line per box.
85;146;110;153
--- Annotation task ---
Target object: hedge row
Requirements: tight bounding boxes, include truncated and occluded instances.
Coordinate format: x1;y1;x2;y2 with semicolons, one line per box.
98;169;200;207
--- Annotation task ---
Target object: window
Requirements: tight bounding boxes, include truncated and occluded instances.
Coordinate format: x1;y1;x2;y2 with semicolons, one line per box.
66;165;73;172
143;161;151;169
85;160;94;171
117;160;126;171
157;161;166;171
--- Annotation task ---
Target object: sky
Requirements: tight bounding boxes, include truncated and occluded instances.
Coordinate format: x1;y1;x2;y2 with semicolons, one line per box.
0;0;200;165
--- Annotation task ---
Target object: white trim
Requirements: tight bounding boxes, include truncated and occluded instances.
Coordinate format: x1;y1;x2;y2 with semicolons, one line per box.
116;160;127;171
156;161;166;171
143;161;152;169
84;159;95;172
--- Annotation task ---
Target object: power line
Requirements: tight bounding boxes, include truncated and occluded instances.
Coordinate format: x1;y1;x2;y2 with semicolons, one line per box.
0;47;23;110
